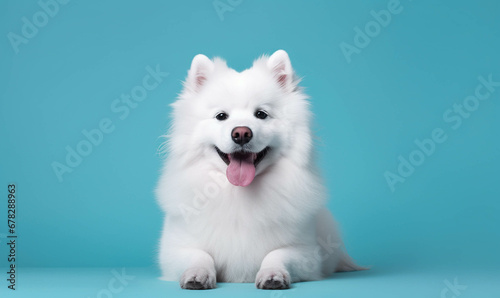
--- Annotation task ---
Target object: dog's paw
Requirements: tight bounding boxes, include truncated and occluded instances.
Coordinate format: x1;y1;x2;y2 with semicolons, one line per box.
180;267;216;290
255;267;291;290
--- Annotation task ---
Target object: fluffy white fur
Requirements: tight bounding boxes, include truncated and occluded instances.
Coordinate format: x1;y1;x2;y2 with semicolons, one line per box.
156;50;362;289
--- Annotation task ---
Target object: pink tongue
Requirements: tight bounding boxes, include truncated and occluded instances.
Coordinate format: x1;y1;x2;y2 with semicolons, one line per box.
226;153;256;187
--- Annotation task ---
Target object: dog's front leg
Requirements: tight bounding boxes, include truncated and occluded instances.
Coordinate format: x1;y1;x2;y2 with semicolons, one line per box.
255;246;322;289
164;248;216;290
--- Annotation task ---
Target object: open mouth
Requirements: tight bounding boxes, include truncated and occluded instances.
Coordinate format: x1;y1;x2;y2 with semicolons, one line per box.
215;146;270;187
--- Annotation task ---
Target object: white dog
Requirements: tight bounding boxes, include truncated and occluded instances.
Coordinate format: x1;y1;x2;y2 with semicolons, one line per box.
156;50;363;289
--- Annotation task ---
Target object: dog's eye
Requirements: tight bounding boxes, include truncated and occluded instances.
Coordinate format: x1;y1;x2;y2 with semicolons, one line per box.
254;110;268;120
215;112;228;121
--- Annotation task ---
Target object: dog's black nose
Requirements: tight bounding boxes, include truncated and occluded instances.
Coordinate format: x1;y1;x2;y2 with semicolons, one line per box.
232;126;252;145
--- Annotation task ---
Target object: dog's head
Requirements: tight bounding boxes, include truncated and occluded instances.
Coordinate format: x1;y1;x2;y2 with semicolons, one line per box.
169;50;313;187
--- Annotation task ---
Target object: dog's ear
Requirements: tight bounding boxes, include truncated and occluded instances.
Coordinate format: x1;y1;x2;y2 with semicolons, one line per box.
187;54;214;92
267;50;293;91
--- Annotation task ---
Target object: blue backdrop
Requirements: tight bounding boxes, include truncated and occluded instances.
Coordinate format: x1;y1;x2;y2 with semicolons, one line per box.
1;0;499;297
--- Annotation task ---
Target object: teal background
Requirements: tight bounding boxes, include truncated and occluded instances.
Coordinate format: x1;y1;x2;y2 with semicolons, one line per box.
1;0;499;297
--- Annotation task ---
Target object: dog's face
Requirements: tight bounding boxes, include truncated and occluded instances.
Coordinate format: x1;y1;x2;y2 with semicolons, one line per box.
171;50;312;187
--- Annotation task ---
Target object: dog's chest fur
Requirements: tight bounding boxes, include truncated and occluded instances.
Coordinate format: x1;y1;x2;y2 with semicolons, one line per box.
182;176;316;282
